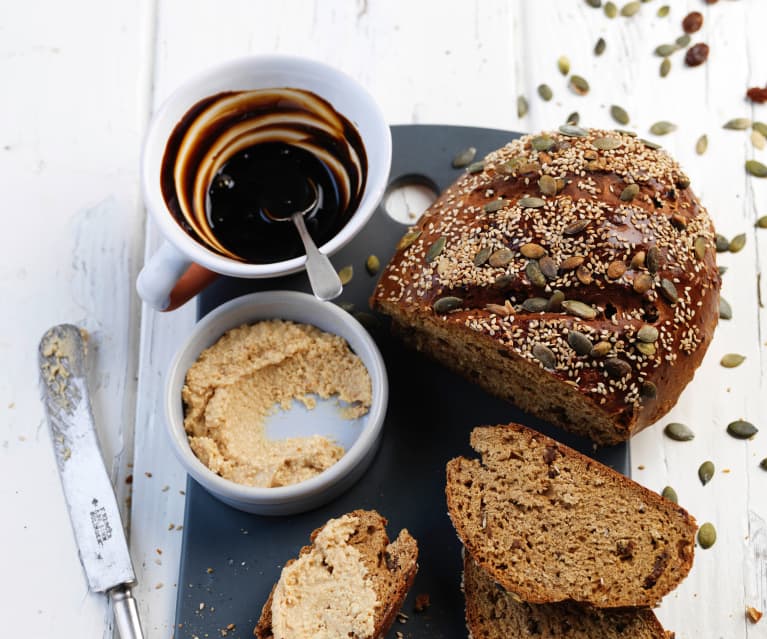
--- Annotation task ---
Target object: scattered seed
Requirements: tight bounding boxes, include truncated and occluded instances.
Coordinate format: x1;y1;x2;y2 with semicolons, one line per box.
338;265;354;285
519;197;546;208
719;297;732;320
753;121;767;138
604;357;631;379
682;11;703;33
532;343;557;369
640;380;657;398
636;342;656;356
746;159;767;178
646;246;660;273
366;254;380;275
718;265;728;276
697;523;716;549
531;135;555;151
451;147;477;168
620;183;640;201
564;219;590;235
473;246;492;266
715;234;730;252
567;330;594;356
433;296;463;314
520;243;547;259
559;124;588;137
562;299;598;320
621;1;641;17
664;422;695;441
693;236;707;261
594;37;606;56
576;265;594;285
657;5;670;17
517;95;528;118
661;486;678;503
654;44;678;57
660;57;671;77
757;216;767;229
723;117;751;131
607;260;627;279
604;1;618;18
637;325;659;343
483;199;508;213
695;134;708;155
557;56;571;76
569;75;590;96
566;111;580;126
522;297;549;313
671;213;688;230
610;105;630;126
546;290;565;312
396;230;421;251
594;136;623;151
538;175;558;196
751;130;767;150
585;0;601;6
650;121;677;135
685;43;709;67
354;311;381;331
760;458;767;471
560;255;585;271
489;248;513;268
729;233;746;253
659;278;678;304
698;461;715;486
676;33;691;48
494;274;514;289
426;236;446;262
591;341;612;358
539;255;559;280
641;138;662;149
526;260;547;287
538;84;553;102
466;160;485;174
338;301;355;313
727;420;758;439
720;353;746;368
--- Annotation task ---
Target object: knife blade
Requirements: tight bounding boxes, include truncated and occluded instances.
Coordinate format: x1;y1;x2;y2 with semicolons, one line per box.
39;324;144;639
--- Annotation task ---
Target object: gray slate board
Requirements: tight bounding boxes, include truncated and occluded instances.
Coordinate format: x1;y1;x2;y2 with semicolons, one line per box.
174;124;629;638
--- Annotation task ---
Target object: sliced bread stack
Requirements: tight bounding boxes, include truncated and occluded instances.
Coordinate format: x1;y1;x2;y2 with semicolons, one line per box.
447;423;696;637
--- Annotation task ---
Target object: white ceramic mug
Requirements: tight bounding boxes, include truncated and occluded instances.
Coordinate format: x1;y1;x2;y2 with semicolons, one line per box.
137;55;392;311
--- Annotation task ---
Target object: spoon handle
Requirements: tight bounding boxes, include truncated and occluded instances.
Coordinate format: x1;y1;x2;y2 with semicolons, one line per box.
292;213;343;301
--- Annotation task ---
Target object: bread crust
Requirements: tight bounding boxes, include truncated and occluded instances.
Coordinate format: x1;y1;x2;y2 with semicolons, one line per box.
371;128;720;444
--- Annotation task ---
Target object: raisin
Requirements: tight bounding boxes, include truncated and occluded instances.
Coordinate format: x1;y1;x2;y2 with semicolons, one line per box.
747;86;767;104
685;43;709;67
682;11;703;33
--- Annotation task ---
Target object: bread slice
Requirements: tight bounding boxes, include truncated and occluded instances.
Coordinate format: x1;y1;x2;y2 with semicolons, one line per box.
446;424;696;608
463;552;670;639
255;510;418;639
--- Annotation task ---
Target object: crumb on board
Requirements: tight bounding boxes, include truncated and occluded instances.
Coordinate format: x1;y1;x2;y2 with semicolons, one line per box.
747;606;763;623
414;592;431;613
145;471;152;478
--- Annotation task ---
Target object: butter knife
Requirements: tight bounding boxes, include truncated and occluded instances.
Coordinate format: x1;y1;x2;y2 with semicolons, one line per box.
38;324;144;639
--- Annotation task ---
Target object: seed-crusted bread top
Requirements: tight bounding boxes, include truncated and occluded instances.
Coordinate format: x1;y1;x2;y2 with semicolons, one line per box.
371;127;720;443
446;424;696;608
255;509;418;639
463;552;669;639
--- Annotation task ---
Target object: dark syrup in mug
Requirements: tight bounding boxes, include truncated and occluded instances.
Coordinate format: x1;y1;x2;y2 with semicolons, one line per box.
160;89;367;263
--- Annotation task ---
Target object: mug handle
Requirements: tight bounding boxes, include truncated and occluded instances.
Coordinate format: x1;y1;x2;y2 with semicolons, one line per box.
136;241;218;311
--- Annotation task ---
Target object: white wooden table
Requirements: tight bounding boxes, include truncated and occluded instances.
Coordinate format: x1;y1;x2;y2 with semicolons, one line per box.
3;1;766;637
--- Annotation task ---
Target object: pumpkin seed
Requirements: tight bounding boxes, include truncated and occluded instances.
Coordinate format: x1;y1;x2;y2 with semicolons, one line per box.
605;357;631;379
695;134;708;155
557;55;571;76
562;299;598;320
564;219;590;235
720;353;746;368
698;461;715;486
518;161;541;174
607;260;627;279
751;129;767;150
498;158;521;175
646;246;660;273
568;330;594;356
396;230;421;251
366;254;380;275
697;523;716;549
655;57;670;78
566;112;580;126
620;183;640;201
522;297;549;313
631;251;646;269
338;265;354;285
591;341;612;358
433;296;463;313
585;0;601;6
473;246;492;266
494;274;514;289
715;233;730;252
719;297;732;320
760;458;767;471
621;1;641;16
594;37;606;56
650;121;677;135
729;233;746;253
604;1;618;17
576;266;594;285
723;117;751;130
538;84;553;102
517;95;528;118
753;121;767;137
538;175;558;196
489;248;513;268
484;199;508;213
641;138;662;149
757;215;767;229
526;260;547;287
531;135;555;151
655;44;678;57
610;105;630;126
519;197;546;208
693;235;707;260
676;33;691;48
636;342;656;356
539;256;559;280
559;124;588;137
426;236;446;262
353;311;381;331
520;243;547;259
640;380;658;398
532;343;557;369
560;255;585;271
569;75;590;96
633;273;654;294
746;159;767;177
660;278;678;304
661;486;678;503
718;266;728;275
664;422;695;441
467;160;485;174
594;137;623;151
657;5;670;17
727;420;758;439
338;301;355;313
637;325;659;343
451;147;477;168
547;290;565;312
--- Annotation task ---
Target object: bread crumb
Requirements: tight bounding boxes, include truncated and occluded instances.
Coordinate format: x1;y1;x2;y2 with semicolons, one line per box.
155;582;163;589
414;592;431;612
746;606;763;623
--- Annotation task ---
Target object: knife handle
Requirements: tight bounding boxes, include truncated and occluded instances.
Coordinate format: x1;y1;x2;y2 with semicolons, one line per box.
110;585;144;639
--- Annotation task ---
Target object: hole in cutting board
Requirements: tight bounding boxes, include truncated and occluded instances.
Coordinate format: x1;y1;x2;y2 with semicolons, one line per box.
383;174;439;224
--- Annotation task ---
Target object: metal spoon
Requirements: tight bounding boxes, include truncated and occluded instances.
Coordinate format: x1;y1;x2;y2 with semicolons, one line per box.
264;179;343;301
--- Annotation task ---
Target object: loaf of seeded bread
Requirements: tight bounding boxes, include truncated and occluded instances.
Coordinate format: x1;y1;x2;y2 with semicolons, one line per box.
255;510;418;639
446;424;696;608
463;552;671;639
371;127;720;444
